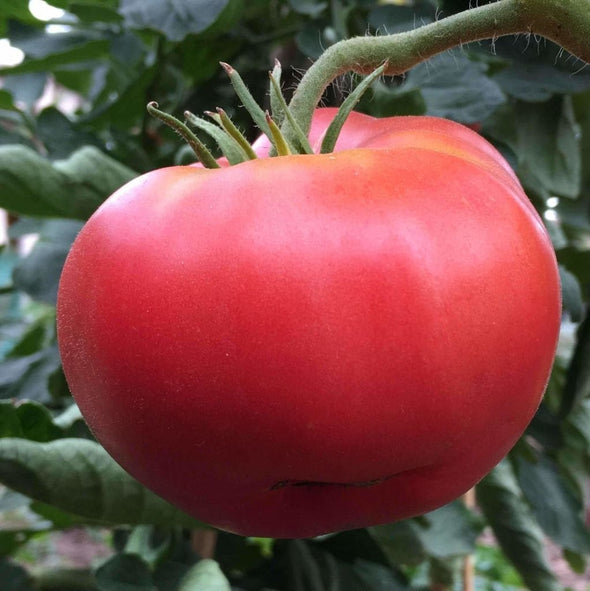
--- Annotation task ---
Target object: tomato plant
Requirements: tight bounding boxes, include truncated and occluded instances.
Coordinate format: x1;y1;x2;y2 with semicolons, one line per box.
3;0;590;588
56;108;561;538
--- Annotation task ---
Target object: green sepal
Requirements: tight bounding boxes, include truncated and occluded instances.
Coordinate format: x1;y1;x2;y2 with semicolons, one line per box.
320;62;388;154
147;102;220;169
220;62;272;139
269;59;285;127
269;68;314;155
184;111;247;165
266;112;292;156
212;108;258;160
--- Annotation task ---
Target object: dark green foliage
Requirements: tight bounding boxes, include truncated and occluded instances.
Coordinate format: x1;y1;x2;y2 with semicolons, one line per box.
0;1;589;590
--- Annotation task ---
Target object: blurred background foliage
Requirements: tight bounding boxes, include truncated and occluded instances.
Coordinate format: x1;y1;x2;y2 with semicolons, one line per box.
0;0;589;589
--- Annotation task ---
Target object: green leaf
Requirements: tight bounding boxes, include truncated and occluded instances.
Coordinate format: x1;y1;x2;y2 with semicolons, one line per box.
8;21;101;60
1;478;92;531
523;97;582;199
560;315;590;417
1;22;109;76
562;398;590;458
404;49;506;124
153;533;202;590
0;41;108;75
364;83;426;118
0;146;69;217
315;528;391;567
54;146;138;212
563;548;587;575
83;63;158;130
29;499;90;528
371;502;480;567
0;400;62;441
0;90;18;111
0;400;88;442
49;0;120;7
515;454;590;554
178;559;231;591
476;460;561;591
576;91;590;188
68;2;124;23
495;62;590;102
559;265;585;323
288;539;410;591
53;66;94;96
119;0;231;42
0;438;205;528
475;542;525;588
12;219;83;304
428;557;455;588
0;559;35;591
370;520;426;566
417;502;482;559
1;73;46;107
0;145;137;219
353;560;410;591
95;554;154;591
35;107;100;160
0;531;35;559
488;97;582;200
29;568;97;590
489;36;590;102
124;525;172;568
0;112;31;147
6;320;49;358
0;347;62;404
0;4;36;36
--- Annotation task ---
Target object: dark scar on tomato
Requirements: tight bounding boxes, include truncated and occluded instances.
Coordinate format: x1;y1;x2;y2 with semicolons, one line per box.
270;475;394;490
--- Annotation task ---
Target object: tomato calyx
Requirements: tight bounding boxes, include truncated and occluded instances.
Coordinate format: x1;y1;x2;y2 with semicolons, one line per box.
147;102;221;169
147;60;387;168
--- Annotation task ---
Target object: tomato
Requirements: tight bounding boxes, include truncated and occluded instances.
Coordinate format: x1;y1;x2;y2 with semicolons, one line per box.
57;109;561;538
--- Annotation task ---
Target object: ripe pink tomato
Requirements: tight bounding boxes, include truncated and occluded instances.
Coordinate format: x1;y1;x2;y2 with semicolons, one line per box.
57;109;560;538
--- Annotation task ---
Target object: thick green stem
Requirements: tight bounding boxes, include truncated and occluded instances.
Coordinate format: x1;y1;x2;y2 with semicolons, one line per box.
286;0;590;141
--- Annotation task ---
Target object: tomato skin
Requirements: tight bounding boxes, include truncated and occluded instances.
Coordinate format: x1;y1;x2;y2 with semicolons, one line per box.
57;110;560;538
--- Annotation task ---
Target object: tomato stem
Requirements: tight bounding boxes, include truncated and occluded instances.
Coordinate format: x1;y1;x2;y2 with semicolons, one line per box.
319;61;387;155
150;0;590;165
284;0;590;143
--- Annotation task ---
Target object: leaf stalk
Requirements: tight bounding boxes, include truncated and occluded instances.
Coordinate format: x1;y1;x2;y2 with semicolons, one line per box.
285;0;590;143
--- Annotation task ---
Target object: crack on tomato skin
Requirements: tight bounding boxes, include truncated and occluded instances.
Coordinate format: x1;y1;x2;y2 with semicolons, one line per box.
269;474;394;491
